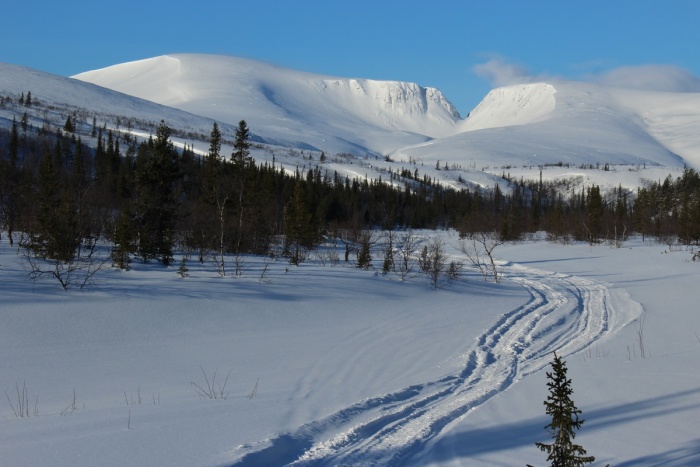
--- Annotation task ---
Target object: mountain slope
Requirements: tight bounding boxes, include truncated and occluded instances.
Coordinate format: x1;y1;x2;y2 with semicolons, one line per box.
392;80;696;172
74;54;700;174
0;63;226;138
74;54;461;156
5;56;700;195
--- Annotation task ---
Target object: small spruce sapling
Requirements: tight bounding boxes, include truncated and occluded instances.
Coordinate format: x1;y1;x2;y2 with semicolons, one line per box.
534;352;596;467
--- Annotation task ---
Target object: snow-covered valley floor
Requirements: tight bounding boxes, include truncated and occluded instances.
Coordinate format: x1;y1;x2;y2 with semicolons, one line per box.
1;232;699;466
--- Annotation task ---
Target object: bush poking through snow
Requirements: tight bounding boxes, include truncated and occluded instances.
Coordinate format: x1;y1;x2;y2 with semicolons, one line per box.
192;366;232;400
5;381;38;418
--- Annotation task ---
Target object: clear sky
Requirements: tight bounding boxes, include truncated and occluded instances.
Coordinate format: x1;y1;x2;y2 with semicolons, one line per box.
3;0;700;115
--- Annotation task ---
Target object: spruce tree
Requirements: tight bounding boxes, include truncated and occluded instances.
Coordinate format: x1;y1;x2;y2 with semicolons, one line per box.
231;119;251;166
381;232;394;274
356;231;372;269
535;352;595;467
134;121;180;265
209;122;222;161
30;148;79;262
284;180;315;265
64;115;75;133
0;117;20;245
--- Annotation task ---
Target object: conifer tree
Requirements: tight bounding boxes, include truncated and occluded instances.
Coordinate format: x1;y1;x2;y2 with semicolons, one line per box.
64;115;75;133
381;231;395;274
111;207;136;270
21;112;28;136
209;122;222;161
231;119;251;166
356;231;372;269
133;121;180;265
284;180;316;265
0;117;20;245
30;148;79;262
535;352;595;467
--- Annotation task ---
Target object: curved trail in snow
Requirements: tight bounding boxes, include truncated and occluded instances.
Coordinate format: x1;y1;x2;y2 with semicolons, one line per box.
232;262;631;466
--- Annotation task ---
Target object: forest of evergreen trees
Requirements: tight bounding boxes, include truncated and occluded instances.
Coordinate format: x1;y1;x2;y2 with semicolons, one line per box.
1;95;700;275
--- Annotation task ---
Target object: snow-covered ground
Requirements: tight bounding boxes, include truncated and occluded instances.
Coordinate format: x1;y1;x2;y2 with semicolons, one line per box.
2;233;699;466
3;55;700;464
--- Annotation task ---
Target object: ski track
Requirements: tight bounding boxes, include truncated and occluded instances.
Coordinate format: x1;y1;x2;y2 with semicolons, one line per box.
232;262;625;466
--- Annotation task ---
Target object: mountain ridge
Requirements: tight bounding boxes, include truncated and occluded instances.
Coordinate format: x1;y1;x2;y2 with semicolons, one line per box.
72;53;700;172
74;53;461;156
2;54;700;195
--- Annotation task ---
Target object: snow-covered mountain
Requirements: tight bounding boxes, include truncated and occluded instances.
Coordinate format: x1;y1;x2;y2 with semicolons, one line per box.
392;81;697;170
73;54;700;176
3;54;700;193
73;54;461;156
0;62;230;139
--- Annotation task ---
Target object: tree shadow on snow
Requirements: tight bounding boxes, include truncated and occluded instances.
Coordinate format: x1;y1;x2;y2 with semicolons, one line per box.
614;438;700;467
427;386;700;465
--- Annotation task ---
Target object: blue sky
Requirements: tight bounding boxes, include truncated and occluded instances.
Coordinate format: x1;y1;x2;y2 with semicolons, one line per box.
3;1;700;114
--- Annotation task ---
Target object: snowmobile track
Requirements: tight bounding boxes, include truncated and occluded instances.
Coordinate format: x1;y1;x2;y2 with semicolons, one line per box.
233;262;624;466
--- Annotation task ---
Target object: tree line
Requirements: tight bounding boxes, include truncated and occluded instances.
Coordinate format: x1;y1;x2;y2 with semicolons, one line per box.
1;113;700;271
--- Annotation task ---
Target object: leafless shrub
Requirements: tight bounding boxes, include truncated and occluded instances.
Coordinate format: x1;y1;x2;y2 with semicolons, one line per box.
124;386;143;406
247;378;259;399
313;246;340;267
606;225;627;249
5;381;38;418
233;252;245;277
22;247;107;290
259;254;276;283
394;230;421;281
459;231;504;283
634;315;647;358
192;366;232;400
419;237;447;288
60;388;78;416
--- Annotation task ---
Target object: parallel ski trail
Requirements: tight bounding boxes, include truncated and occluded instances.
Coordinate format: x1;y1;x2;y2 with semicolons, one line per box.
233;262;625;466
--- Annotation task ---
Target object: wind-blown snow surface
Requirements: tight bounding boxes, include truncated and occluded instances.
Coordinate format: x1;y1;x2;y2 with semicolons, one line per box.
2;234;700;466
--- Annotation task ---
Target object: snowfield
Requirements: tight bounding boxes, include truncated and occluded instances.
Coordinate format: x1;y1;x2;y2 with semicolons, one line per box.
3;53;700;465
1;234;699;466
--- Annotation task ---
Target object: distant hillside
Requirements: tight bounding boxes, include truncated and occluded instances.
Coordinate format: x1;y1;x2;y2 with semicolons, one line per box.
74;54;461;156
392;81;692;171
3;55;700;194
74;54;700;174
0;62;228;139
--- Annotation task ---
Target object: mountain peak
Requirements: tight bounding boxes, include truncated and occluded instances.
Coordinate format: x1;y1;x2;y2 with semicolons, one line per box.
74;53;461;155
461;82;557;132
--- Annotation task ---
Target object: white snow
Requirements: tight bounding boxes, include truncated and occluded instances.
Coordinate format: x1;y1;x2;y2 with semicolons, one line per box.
459;83;557;132
69;54;700;192
0;63;225;138
73;54;461;157
3;55;700;464
1;234;699;466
